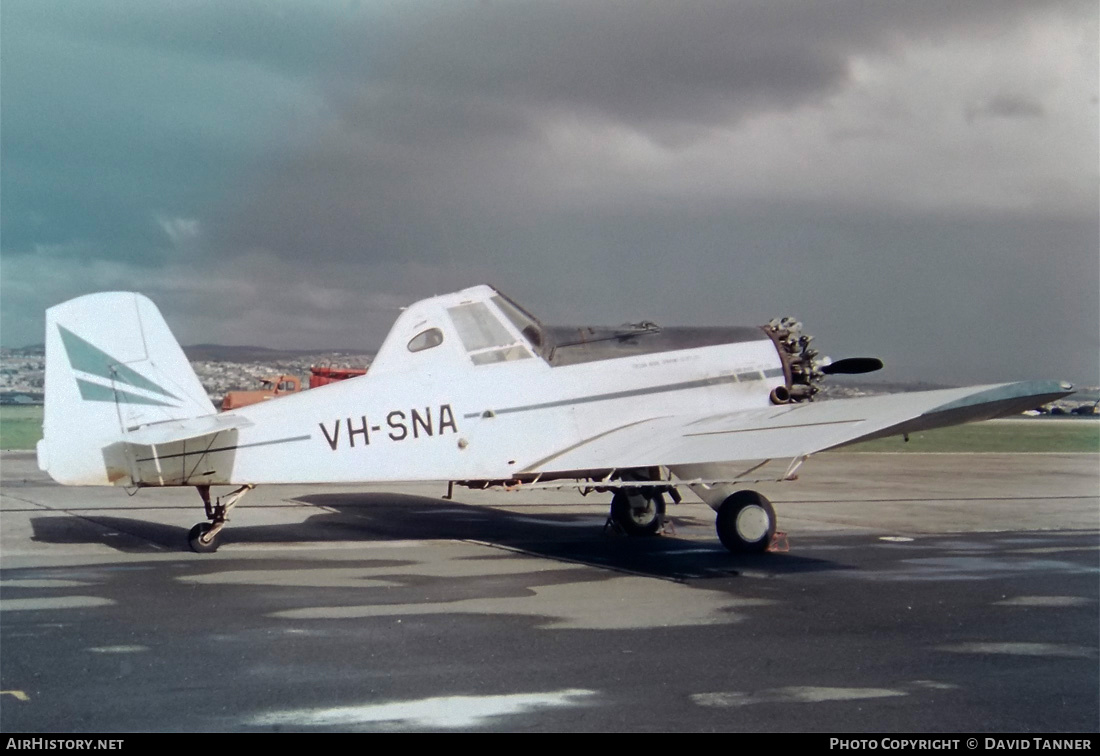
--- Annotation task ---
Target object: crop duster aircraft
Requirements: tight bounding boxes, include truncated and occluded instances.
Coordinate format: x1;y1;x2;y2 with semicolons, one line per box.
37;285;1073;553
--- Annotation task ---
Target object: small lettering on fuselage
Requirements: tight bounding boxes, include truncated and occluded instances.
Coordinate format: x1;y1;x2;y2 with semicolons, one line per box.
318;404;458;450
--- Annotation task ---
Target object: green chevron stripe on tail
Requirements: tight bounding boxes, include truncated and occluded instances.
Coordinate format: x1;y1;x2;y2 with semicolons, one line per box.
58;325;180;401
75;379;176;407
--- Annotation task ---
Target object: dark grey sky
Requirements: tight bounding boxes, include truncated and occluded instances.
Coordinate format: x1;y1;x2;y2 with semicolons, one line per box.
3;1;1097;385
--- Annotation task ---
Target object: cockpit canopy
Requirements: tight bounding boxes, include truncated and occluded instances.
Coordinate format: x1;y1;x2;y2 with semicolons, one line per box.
375;284;769;374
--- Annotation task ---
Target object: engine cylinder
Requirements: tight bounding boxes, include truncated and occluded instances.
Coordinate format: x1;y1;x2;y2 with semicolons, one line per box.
763;317;822;402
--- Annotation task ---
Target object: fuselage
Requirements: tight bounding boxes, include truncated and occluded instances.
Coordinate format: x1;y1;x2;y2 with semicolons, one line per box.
222;339;781;485
125;286;786;487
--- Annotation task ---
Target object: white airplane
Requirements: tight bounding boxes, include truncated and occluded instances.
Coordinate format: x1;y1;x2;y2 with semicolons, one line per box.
37;285;1072;554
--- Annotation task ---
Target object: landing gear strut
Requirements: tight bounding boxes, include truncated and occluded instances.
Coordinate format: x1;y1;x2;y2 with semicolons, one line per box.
189;484;254;553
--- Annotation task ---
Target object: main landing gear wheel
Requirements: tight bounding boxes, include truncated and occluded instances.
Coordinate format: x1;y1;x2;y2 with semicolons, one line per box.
715;490;776;554
610;490;663;536
188;522;220;554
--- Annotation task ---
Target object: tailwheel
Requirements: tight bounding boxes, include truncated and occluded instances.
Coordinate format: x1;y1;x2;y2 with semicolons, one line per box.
609;490;664;536
188;522;220;554
715;490;776;553
188;484;254;554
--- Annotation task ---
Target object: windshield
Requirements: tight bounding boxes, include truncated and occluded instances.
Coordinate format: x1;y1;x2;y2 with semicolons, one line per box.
491;294;551;359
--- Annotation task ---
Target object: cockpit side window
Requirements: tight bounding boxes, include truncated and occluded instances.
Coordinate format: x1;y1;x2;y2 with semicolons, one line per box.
471;345;530;365
407;328;444;353
448;303;514;351
447;302;532;365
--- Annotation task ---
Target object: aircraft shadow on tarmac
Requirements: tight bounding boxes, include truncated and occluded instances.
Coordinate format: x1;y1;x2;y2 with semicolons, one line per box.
29;514;185;555
28;491;848;580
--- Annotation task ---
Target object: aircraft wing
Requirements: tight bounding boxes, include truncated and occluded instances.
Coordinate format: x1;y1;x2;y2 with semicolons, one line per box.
522;380;1073;475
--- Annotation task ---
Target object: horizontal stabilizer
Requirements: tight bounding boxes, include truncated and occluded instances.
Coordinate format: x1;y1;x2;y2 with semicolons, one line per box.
124;413;254;447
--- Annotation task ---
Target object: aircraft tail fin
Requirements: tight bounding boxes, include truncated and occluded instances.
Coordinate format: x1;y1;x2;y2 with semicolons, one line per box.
38;292;216;485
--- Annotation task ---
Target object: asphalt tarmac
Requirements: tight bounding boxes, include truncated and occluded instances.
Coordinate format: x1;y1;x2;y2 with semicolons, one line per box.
1;450;1097;732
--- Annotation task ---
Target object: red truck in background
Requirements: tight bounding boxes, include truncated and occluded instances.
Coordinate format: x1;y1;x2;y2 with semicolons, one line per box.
221;365;367;410
308;366;367;388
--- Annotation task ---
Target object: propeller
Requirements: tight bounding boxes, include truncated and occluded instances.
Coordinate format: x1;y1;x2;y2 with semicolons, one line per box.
819;357;884;376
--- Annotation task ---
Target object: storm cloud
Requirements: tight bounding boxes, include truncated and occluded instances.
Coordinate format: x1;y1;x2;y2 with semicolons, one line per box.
2;0;1097;385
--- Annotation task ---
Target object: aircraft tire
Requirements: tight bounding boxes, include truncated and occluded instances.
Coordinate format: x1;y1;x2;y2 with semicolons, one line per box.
610;491;662;536
188;522;220;554
716;491;775;553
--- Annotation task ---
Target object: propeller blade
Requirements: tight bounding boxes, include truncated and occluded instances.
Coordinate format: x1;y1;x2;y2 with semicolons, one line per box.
820;357;884;375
